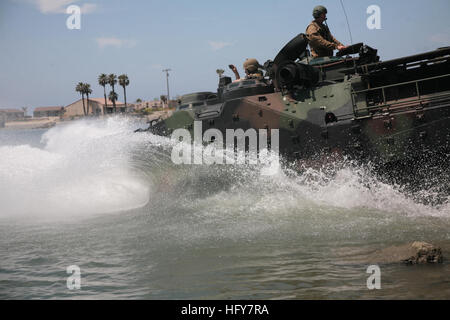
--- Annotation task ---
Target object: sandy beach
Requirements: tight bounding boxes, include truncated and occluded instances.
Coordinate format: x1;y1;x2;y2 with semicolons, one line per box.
1;117;59;130
0;110;174;131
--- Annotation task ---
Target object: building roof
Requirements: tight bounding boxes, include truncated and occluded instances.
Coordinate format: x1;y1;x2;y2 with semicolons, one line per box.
34;106;63;112
0;108;24;113
88;98;125;106
135;100;163;106
65;98;125;108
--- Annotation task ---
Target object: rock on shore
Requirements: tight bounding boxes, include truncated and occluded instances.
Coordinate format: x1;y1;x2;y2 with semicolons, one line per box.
402;241;443;264
369;241;443;265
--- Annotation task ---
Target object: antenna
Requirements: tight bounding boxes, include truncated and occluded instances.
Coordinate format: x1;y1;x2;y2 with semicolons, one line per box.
339;0;358;74
339;0;354;46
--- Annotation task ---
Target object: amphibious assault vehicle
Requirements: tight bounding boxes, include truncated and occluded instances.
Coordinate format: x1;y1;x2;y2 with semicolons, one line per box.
145;34;450;173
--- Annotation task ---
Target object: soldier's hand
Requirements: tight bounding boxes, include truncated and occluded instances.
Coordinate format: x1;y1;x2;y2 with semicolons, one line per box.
229;64;237;72
337;45;347;51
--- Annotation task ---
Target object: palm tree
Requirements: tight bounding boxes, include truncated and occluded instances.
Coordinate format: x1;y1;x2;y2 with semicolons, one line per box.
83;83;92;115
98;74;108;114
75;82;86;115
108;91;118;112
118;74;129;112
108;74;117;113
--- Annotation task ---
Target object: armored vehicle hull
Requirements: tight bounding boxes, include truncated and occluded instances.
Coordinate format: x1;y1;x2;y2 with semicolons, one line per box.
147;35;450;175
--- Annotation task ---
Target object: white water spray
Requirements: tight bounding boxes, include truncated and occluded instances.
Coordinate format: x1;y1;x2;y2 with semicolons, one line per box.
0;118;151;219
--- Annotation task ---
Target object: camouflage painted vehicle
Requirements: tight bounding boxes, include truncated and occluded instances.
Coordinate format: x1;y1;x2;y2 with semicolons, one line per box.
147;34;450;173
175;92;218;111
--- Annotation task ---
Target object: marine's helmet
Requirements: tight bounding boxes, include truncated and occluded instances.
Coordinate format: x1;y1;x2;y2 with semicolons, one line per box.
243;58;262;73
313;5;327;19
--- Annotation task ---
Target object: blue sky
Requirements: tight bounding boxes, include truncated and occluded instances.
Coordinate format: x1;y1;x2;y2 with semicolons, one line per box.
1;0;449;111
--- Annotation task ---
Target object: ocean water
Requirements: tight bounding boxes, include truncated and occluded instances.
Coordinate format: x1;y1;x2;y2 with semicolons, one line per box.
0;117;449;299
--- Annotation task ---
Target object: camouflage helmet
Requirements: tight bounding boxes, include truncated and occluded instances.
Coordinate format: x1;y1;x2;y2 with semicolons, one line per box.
243;58;262;73
313;5;327;19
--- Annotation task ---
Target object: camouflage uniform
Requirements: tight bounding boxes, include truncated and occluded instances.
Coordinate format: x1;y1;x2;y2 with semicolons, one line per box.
243;58;264;80
306;21;343;58
246;71;264;80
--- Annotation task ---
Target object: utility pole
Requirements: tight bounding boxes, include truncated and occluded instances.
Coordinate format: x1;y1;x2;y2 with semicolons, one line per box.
162;68;171;108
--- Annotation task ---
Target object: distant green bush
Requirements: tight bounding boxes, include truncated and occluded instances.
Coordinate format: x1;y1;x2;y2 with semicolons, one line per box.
141;108;154;115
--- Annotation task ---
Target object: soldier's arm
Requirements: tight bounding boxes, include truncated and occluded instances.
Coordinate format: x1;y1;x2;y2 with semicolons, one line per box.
330;34;343;47
306;25;338;50
229;64;240;80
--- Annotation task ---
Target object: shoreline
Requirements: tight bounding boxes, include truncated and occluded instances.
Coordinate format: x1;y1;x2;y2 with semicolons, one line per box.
1;117;59;130
0;110;174;131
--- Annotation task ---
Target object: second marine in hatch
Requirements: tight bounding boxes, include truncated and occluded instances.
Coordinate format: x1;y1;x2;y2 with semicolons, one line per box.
229;58;264;82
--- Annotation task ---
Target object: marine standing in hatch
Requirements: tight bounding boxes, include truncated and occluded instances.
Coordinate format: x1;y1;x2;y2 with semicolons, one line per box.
306;5;347;58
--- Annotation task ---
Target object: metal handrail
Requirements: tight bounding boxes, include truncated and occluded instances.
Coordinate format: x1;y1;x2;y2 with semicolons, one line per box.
363;92;450;111
352;73;450;95
349;73;450;115
343;91;450;120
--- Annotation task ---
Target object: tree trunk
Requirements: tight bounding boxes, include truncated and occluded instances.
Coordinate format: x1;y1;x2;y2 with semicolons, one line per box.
112;86;116;113
123;86;127;112
103;86;108;115
86;94;90;115
81;94;86;116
